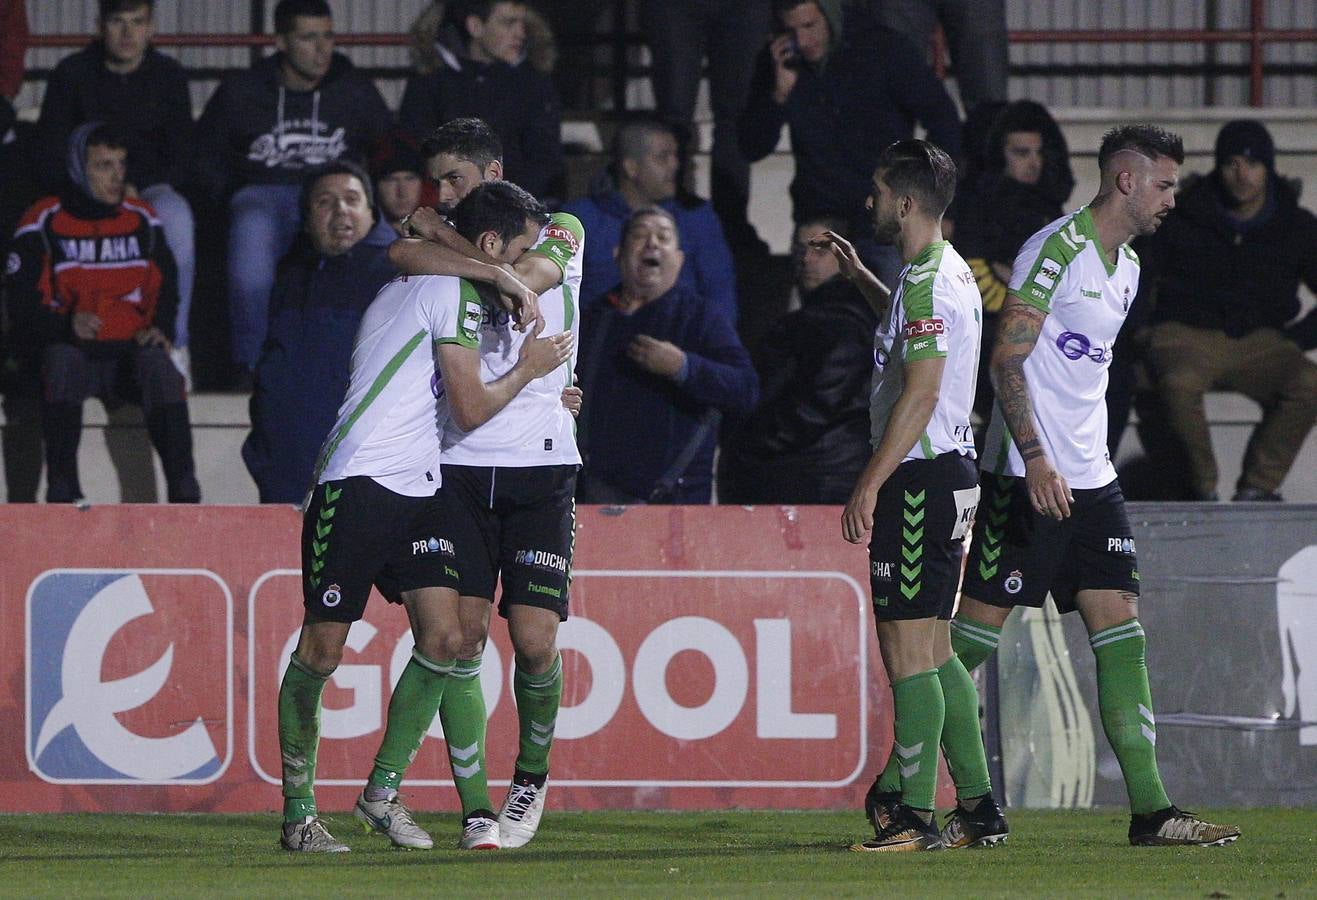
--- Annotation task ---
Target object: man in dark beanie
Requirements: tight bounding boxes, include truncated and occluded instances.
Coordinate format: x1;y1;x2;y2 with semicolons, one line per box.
1132;119;1317;501
369;132;436;238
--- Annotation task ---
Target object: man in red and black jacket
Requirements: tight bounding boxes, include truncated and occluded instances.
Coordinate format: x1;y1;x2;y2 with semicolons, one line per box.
3;122;199;503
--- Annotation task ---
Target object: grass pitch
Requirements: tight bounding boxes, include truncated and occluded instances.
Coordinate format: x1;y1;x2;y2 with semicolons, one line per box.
1;808;1312;898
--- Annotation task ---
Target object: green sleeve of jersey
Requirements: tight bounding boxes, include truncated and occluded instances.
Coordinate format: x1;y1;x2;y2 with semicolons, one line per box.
1010;231;1077;314
527;212;584;279
435;279;482;347
900;264;947;362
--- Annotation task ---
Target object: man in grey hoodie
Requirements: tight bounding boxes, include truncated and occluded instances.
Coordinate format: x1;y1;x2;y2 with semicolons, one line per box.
194;0;392;384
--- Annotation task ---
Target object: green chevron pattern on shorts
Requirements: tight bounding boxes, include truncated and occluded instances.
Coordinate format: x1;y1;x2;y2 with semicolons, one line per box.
900;490;926;601
308;483;343;590
976;479;1012;582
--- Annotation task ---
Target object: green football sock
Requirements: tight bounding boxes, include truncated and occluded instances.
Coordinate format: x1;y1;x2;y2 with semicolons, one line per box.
439;656;491;815
1090;619;1171;815
367;649;453;792
950;616;1002;673
890;669;946;812
875;751;902;796
278;653;327;822
513;653;562;776
937;654;993;800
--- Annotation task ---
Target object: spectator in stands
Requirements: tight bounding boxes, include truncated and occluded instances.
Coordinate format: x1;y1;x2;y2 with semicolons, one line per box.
38;0;197;384
0;3;41;502
0;0;27;102
399;0;563;201
563;117;738;321
639;0;773;252
576;207;757;504
3;123;198;504
370;132;431;238
408;1;558;81
1134;119;1317;502
242;161;396;504
194;0;392;384
739;0;962;288
719;214;876;504
948;100;1072;427
877;0;1008;115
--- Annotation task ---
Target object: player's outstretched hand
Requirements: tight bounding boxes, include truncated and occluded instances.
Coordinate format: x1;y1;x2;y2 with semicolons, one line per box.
518;317;574;379
1025;456;1072;520
560;385;583;417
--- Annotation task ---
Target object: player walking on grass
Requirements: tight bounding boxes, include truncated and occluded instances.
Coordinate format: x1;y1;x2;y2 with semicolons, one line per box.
822;140;998;853
954;124;1239;847
277;181;571;853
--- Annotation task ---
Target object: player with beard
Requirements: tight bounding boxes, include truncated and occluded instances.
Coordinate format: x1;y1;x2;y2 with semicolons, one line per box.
951;124;1240;847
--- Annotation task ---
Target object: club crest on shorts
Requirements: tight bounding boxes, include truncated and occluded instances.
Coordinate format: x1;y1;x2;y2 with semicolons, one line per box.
1004;570;1024;595
321;583;342;607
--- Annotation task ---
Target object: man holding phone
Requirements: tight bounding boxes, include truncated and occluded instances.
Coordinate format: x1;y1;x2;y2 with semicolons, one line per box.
739;0;962;289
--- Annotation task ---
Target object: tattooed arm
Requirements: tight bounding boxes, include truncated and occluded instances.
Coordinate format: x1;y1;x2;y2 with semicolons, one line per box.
990;294;1073;519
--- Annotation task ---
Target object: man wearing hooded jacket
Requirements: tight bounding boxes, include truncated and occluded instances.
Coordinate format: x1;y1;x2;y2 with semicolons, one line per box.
3;123;199;504
194;0;392;381
1134;119;1317;502
739;0;961;288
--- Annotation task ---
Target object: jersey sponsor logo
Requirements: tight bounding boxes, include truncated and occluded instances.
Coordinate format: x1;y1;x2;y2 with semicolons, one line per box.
57;235;144;264
461;304;482;341
909;337;937;354
1080;287;1102;299
5;251;18;275
903;318;945;339
514;549;569;574
870;560;893;582
1107;537;1136;554
1055;331;1111;364
1033;258;1062;290
26;569;232;784
412;536;455;556
543;224;579;255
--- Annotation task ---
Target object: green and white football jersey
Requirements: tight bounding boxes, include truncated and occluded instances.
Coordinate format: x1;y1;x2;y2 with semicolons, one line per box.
441;212;585;467
870;240;981;461
981;206;1140;488
314;273;482;497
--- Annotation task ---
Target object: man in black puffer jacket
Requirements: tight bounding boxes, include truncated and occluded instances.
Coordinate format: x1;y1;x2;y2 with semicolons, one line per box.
1134;119;1317;502
720;215;877;504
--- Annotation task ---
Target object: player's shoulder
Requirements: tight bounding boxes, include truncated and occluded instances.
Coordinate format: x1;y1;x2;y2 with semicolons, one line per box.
1023;209;1088;268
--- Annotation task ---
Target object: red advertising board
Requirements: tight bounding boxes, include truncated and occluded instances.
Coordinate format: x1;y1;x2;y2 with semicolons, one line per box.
0;505;950;813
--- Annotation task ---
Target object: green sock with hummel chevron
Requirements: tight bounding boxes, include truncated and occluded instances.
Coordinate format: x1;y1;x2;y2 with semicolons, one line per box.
278;653;327;822
890;668;945;812
513;653;562;776
439;656;492;815
367;649;453;791
1091;619;1171;815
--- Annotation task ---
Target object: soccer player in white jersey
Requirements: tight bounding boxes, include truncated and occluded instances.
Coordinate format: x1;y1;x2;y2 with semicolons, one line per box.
404;212;582;851
818;140;995;852
277;181;573;854
378;119;582;850
956;124;1239;846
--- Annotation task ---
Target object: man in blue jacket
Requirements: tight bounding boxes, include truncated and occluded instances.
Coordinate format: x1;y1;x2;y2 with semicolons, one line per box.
576;207;757;503
194;0;392;381
241;161;396;503
563;117;739;323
